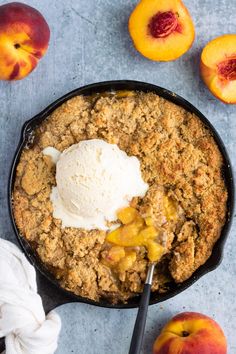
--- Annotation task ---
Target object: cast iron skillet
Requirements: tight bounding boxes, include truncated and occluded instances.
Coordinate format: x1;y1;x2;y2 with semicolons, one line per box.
8;80;235;312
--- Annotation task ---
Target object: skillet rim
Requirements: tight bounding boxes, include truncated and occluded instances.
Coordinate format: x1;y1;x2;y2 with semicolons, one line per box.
8;80;235;309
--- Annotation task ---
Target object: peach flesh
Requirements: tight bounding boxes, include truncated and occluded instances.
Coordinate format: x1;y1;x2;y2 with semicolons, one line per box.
148;11;180;38
218;58;236;80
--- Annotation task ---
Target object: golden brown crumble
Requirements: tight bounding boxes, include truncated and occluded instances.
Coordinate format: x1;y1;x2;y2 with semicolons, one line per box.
13;91;227;303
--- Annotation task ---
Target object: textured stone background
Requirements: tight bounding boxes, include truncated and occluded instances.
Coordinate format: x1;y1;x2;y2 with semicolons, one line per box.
0;0;235;353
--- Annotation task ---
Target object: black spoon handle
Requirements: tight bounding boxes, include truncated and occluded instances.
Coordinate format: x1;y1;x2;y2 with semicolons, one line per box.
129;263;155;354
128;283;151;354
0;338;4;353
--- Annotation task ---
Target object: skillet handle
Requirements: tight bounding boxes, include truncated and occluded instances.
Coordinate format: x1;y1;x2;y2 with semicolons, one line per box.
37;271;75;314
21;114;41;141
0;271;74;352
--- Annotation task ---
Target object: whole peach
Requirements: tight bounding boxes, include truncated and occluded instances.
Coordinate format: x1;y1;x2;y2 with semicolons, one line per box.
153;312;227;354
0;2;50;80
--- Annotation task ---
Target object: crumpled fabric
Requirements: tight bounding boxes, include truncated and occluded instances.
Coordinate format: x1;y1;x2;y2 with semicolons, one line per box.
0;239;61;354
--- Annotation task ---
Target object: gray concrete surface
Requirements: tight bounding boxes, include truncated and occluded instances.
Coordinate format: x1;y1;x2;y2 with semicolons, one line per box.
0;0;235;353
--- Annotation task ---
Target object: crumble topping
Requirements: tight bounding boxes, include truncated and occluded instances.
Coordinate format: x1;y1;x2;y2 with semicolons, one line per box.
13;91;227;303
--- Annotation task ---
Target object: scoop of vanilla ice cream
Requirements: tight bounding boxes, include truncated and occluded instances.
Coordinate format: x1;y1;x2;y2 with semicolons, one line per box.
45;139;148;230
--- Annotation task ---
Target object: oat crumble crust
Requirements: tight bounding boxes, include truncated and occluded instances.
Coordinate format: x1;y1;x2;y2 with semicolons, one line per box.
13;92;228;303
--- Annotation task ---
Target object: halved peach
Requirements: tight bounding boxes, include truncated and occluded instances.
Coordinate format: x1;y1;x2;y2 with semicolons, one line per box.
200;34;236;104
128;0;195;61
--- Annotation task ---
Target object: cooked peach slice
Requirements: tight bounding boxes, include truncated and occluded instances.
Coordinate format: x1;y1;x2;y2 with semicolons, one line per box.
106;246;126;265
163;196;178;221
106;224;143;247
117;207;138;224
200;34;236;104
118;251;137;273
128;0;195;61
145;240;164;262
138;226;158;241
145;216;153;226
106;207;166;265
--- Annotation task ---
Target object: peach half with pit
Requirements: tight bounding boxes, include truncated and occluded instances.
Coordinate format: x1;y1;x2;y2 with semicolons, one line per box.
129;0;195;61
201;34;236;104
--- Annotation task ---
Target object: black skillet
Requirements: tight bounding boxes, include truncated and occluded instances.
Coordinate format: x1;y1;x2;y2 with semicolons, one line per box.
2;80;234;351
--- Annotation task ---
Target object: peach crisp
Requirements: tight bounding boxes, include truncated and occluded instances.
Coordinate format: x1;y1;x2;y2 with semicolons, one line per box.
13;91;227;303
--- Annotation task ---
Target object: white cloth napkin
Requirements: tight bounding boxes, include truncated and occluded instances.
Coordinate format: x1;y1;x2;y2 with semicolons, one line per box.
0;239;61;354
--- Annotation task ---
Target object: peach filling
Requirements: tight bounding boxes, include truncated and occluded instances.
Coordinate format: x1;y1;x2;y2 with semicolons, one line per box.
102;207;166;274
103;246;137;273
148;11;179;38
163;195;178;221
217;58;236;81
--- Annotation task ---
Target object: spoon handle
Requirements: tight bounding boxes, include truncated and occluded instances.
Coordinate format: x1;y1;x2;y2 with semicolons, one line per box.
0;338;4;353
128;263;156;354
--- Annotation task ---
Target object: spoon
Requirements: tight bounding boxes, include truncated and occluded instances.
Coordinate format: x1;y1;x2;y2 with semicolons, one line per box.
129;262;156;354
